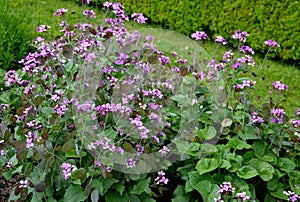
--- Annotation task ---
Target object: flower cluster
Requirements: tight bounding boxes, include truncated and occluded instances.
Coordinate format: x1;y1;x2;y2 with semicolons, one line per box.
283;190;300;202
250;112;264;124
234;80;256;89
36;25;51;33
236;192;251;202
19;180;28;188
83;10;96;19
271;108;285;124
155;171;169;185
191;31;207;41
231;30;249;42
215;36;228;45
215;182;250;202
216;182;235;195
53;8;68;17
131;13;148;24
264;39;280;48
61;163;77;180
272;81;288;91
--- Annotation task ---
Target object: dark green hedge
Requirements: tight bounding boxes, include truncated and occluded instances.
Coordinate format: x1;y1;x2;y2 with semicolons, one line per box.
89;0;300;63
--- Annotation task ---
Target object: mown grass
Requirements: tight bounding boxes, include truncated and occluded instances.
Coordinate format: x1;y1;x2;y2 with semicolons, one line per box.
4;0;300;116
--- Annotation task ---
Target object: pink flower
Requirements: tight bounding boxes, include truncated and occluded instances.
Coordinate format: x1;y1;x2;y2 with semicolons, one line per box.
36;25;51;33
191;31;207;41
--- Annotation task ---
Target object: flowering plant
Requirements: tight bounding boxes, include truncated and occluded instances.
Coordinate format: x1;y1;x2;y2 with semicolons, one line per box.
0;1;300;201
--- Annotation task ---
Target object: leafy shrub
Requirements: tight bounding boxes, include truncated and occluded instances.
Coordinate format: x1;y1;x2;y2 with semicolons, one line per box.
0;1;300;201
91;0;300;64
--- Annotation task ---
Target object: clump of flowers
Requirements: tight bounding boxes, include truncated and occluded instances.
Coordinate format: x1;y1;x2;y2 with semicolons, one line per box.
271;108;285;124
61;162;77;180
283;190;300;202
250;112;264;124
215;182;250;202
272;81;288;91
155;171;169;185
191;31;207;41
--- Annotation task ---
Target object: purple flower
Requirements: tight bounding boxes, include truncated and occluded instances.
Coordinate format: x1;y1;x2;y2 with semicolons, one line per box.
283;191;300;202
271;108;285;124
19;180;28;188
231;30;249;42
83;10;96;19
290;119;300;128
250;112;264;123
215;36;228;45
191;31;207;41
131;13;148;24
272;81;288;91
216;182;235;195
240;45;255;55
264;39;280;48
155;171;169;184
232;61;241;69
235;192;250;201
61;162;77;179
54;8;68;17
158;55;171;65
159;146;170;156
234;80;256;89
36;25;51;33
223;50;233;62
126;158;136;168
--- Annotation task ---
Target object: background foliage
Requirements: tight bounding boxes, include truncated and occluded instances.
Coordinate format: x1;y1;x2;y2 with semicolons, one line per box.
91;0;300;64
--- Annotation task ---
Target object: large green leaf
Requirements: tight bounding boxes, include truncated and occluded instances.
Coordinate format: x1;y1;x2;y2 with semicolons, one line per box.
225;136;251;150
237;166;259;179
130;178;151;195
102;178;119;195
289;171;300;194
248;158;274;181
277;158;296;173
194;180;219;201
252;140;277;164
196;158;218;175
64;184;87;202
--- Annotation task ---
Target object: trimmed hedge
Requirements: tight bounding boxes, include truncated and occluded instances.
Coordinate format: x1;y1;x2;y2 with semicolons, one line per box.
90;0;300;63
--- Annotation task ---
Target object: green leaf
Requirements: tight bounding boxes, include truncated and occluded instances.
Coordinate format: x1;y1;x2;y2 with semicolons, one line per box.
200;143;218;155
206;126;217;140
289;171;300;194
92;179;104;196
194;180;219;202
277;158;296;173
270;183;286;199
267;177;279;191
115;183;125;196
237;125;257;140
105;191;129;202
225;153;243;172
252;140;277;164
130;178;151;195
196;158;218;175
102;178;119;195
65;150;87;158
248;158;274;181
186;143;201;156
219;160;231;169
64;184;87;202
237;166;259;179
197;126;216;140
225;137;251;150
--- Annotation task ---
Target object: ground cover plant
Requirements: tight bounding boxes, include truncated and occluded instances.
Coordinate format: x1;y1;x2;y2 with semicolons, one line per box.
0;1;300;201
